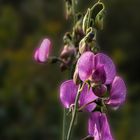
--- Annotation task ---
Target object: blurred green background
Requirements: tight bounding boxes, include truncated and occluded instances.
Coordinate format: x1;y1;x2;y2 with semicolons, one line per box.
0;0;140;140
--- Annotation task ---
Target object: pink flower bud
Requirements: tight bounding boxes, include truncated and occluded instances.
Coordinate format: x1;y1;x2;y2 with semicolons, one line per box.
60;45;76;59
34;38;51;63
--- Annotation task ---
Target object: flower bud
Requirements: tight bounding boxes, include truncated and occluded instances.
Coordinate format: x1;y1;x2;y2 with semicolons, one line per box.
65;0;72;19
82;8;91;34
63;32;72;45
79;38;88;54
73;66;80;85
95;10;105;30
90;41;100;54
73;13;84;35
60;44;76;59
92;84;107;97
34;38;51;63
60;44;76;71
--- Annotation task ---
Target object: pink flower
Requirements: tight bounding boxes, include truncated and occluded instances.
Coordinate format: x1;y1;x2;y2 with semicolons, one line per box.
34;38;51;63
88;112;114;140
77;51;116;84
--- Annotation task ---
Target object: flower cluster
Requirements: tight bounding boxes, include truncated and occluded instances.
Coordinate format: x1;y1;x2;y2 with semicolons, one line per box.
33;1;127;140
60;50;126;139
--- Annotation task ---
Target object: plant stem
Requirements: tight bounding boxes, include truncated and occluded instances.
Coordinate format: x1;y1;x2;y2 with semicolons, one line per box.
62;1;77;140
66;83;85;140
72;0;76;24
62;108;66;140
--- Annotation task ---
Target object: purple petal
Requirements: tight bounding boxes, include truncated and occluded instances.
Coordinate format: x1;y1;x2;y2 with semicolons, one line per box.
95;53;116;84
107;76;127;109
34;38;51;63
60;80;78;108
88;112;114;140
93;84;107;97
79;84;98;112
92;65;106;84
77;51;95;81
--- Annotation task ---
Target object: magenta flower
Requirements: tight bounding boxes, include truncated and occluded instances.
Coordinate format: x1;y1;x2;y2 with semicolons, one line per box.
60;73;126;112
88;112;114;140
77;51;117;98
106;76;127;109
34;38;51;63
77;51;126;109
77;52;116;84
60;80;97;112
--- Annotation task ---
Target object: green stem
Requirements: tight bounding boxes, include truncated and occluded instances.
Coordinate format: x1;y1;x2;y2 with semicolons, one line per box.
62;1;77;140
72;0;76;24
62;108;66;140
66;83;85;140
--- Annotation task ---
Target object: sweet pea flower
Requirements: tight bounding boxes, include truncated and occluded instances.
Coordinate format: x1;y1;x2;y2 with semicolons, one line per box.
106;76;127;109
77;51;126;109
34;38;51;63
88;112;114;140
77;51;116;85
60;80;98;112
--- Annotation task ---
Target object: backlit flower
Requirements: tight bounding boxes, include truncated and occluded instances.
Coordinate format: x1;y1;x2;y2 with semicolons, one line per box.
34;38;51;63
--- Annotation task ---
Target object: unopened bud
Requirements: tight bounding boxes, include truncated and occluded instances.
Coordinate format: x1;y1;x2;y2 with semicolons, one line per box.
73;13;83;34
92;84;107;97
95;10;105;30
65;0;72;19
82;8;91;34
90;40;100;53
63;32;72;44
79;28;96;54
60;44;76;59
79;38;88;54
73;66;80;85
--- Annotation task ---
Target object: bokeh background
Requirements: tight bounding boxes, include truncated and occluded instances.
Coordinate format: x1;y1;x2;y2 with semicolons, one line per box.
0;0;140;140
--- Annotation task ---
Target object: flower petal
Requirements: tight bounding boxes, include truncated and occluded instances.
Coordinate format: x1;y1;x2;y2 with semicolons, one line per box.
95;53;116;84
92;65;106;84
60;80;78;108
34;48;39;61
34;38;51;63
107;76;127;109
88;112;114;140
77;51;95;81
79;84;98;112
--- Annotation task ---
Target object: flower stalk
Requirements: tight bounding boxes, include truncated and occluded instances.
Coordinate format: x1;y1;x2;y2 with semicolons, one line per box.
34;0;127;140
66;82;85;140
62;108;66;140
72;0;76;24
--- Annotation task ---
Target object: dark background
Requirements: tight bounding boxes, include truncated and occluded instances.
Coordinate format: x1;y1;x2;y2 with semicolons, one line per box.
0;0;140;140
